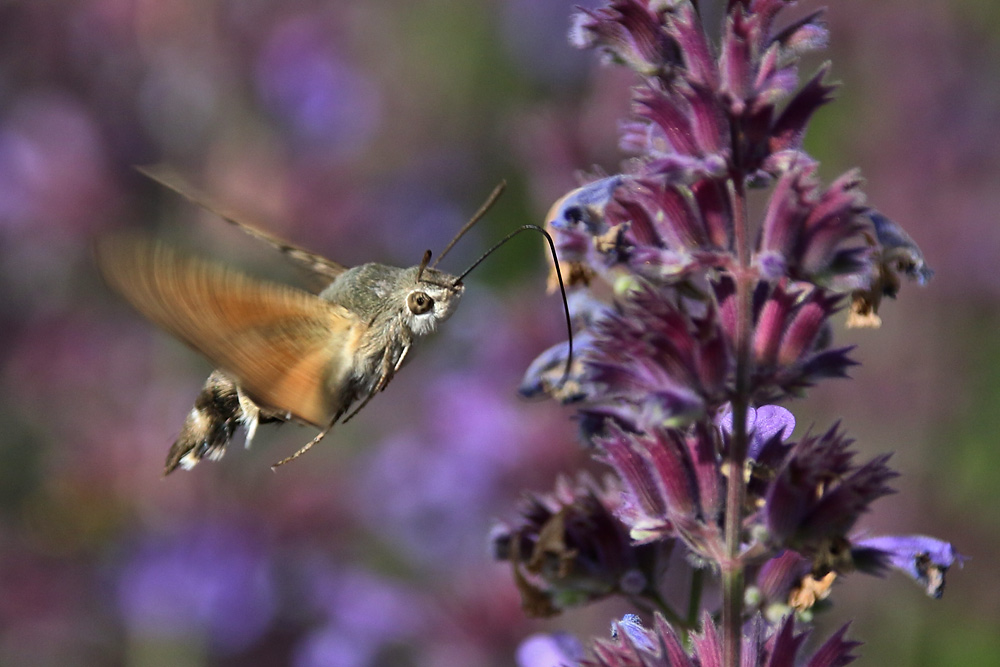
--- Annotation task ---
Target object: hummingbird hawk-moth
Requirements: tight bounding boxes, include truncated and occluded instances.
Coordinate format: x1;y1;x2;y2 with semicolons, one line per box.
95;168;571;474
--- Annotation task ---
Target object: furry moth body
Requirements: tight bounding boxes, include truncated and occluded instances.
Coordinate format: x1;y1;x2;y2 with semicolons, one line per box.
95;173;467;474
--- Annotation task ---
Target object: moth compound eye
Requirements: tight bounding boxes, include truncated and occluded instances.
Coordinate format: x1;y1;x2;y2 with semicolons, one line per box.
407;291;434;315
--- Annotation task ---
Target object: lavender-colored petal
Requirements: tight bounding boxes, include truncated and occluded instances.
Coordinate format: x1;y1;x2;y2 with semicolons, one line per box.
752;405;796;447
717;404;795;461
612;614;658;654
547;175;626;231
867;210;934;287
520;332;597;403
853;535;965;598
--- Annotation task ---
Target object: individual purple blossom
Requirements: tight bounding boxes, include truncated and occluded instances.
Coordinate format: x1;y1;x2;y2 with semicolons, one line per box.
718;404;795;505
576;1;835;178
544;175;630;290
521;292;613;405
757;166;870;284
715;278;857;402
717;404;795;460
853;535;965;599
491;475;670;617
598;422;723;553
586;284;732;430
570;1;680;77
846;210;935;327
763;424;898;562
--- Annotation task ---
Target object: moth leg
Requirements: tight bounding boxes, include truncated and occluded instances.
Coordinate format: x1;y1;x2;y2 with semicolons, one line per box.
392;344;410;372
270;418;336;470
237;388;261;448
269;344;408;469
341;344;409;424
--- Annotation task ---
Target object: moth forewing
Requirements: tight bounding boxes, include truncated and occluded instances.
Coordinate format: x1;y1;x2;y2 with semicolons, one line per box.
94;235;356;428
136;165;349;286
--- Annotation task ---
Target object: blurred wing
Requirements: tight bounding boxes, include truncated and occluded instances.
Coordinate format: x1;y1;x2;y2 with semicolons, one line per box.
136;165;348;284
95;235;359;427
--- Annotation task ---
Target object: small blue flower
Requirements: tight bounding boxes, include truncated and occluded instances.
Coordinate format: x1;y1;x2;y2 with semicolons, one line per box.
853;535;965;598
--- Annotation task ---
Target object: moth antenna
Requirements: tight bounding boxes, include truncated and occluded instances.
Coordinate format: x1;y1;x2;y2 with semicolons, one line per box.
430;180;507;270
416;249;433;283
454;224;574;386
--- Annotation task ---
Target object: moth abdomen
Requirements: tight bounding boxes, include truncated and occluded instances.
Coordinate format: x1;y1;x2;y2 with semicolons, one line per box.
165;370;293;474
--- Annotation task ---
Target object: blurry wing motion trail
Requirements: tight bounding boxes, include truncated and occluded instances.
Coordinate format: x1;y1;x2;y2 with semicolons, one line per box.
94;235;356;428
135;165;348;284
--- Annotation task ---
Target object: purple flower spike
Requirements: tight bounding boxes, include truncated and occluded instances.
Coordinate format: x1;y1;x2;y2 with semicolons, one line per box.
509;0;947;661
853;535;965;598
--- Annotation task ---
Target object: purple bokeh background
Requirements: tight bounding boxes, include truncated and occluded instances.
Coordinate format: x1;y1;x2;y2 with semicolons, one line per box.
0;1;997;664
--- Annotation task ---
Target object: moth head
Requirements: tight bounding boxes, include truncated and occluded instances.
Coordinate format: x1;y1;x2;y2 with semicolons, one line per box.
403;265;464;336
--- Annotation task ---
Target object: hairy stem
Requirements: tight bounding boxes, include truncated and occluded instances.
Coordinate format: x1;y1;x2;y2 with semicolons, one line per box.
722;129;753;666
